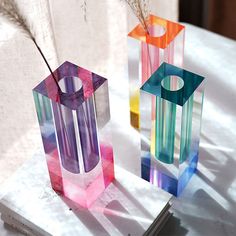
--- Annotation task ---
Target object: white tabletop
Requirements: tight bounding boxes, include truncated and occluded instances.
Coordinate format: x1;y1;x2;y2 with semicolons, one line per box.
0;152;171;236
0;23;236;235
158;23;236;236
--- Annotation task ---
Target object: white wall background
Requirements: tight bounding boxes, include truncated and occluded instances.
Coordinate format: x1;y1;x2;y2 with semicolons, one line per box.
49;0;178;77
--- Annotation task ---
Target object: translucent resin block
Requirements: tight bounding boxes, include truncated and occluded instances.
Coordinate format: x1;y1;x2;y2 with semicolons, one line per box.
128;15;185;129
33;61;114;207
140;63;205;196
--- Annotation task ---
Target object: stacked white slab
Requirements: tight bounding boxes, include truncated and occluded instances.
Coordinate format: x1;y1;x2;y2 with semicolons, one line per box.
0;152;172;236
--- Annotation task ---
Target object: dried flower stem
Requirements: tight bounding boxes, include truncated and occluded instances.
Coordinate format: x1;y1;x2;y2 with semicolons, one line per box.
0;0;80;156
137;0;149;33
125;0;153;75
31;38;60;90
125;0;150;33
0;0;61;92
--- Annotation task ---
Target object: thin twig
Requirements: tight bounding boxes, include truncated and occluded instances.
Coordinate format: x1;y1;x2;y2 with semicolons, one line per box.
32;38;61;92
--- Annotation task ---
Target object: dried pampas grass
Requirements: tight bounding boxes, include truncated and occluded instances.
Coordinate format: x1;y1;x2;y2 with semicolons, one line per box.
125;0;150;33
0;0;34;39
0;0;60;90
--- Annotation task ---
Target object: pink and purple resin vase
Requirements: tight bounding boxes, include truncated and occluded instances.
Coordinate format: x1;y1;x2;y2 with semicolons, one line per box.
33;61;114;208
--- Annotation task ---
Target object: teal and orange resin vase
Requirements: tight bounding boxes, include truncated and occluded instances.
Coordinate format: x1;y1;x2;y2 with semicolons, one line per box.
140;62;205;196
33;61;114;207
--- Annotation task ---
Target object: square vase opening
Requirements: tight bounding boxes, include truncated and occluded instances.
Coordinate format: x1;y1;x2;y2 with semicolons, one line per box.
33;61;114;207
140;62;205;196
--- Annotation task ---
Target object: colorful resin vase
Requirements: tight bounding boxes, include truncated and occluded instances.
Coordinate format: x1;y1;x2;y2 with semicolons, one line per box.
33;61;114;207
140;62;205;196
128;15;185;129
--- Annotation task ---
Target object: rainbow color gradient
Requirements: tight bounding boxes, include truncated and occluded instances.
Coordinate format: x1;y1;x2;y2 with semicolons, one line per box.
33;61;114;207
140;63;205;196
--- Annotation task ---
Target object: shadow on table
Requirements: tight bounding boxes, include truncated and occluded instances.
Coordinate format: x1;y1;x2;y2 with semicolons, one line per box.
181;49;236;233
198;134;236;206
158;215;188;236
60;179;156;236
169;132;236;235
174;189;236;235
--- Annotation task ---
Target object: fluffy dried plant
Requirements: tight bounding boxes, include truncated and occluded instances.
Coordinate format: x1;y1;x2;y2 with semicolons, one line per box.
0;0;60;90
125;0;150;33
0;0;34;39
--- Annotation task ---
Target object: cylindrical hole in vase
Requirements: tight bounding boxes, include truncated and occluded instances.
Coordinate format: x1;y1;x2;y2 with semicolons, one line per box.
148;24;166;37
59;76;83;94
161;75;184;91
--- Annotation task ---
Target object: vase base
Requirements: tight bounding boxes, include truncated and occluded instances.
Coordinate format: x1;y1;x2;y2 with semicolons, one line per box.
46;144;115;208
141;153;198;196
